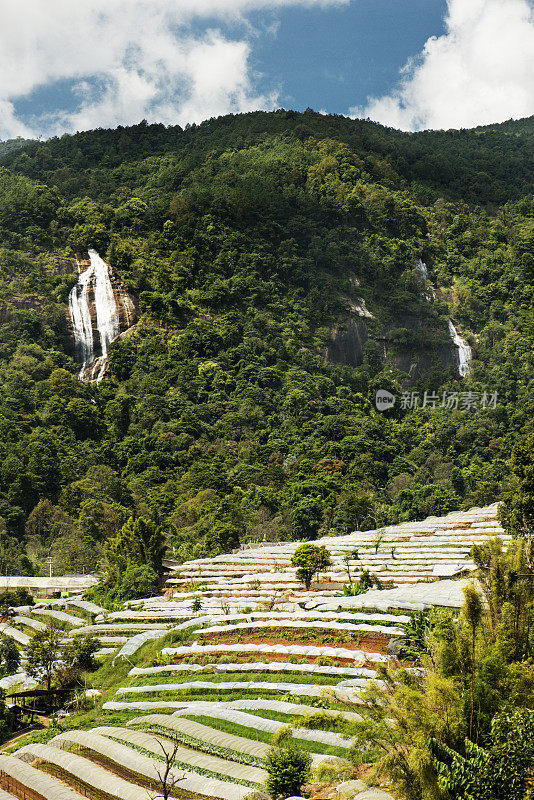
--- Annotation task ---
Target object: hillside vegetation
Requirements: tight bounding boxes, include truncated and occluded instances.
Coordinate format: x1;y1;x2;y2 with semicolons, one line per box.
0;111;533;575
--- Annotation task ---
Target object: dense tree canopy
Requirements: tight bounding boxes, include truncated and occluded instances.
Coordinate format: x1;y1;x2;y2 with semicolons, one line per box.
0;111;532;574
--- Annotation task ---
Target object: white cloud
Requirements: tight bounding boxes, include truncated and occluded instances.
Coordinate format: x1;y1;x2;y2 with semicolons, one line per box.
353;0;534;131
0;0;347;139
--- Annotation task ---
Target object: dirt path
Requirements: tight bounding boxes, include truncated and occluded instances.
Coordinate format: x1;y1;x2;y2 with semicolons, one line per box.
0;716;51;751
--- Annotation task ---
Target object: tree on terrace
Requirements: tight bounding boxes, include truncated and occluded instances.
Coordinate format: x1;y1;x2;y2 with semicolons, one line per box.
291;543;331;591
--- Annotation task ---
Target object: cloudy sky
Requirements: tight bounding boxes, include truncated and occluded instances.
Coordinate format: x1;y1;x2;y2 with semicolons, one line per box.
1;0;533;139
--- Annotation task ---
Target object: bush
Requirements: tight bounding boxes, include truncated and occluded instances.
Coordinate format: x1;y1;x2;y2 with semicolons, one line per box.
121;564;159;599
433;708;534;800
265;730;312;799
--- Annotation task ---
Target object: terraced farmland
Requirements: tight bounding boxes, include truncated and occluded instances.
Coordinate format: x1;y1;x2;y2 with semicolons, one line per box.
0;503;504;800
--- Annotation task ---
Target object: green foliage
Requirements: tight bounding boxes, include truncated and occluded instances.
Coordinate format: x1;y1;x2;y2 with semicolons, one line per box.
291;543;332;590
0;588;33;614
433;708;534;800
61;635;100;672
0;689;16;744
26;623;62;690
0;112;531;576
27;625;99;692
501;427;534;541
348;538;534;799
342;568;382;596
265;729;313;799
471;537;534;661
396;611;432;663
94;516;164;602
0;635;20;677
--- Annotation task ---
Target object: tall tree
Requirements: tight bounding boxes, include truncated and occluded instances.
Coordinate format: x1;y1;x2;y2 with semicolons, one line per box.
291;543;331;591
98;516;165;600
26;624;62;691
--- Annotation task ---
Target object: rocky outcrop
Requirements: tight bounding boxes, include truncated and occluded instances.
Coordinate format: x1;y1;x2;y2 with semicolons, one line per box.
0;295;48;324
325;308;458;383
325;318;369;368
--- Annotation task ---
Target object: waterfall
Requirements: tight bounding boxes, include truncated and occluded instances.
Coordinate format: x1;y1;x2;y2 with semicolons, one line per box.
415;259;435;301
68;249;127;382
68;261;94;373
416;259;429;281
448;320;472;378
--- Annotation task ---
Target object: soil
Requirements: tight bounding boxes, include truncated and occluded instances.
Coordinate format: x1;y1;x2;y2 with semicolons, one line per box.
195;635;390;656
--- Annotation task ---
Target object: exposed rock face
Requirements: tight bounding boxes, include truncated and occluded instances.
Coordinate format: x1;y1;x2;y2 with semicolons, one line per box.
67;250;137;382
0;296;48;324
325;309;458;383
326;318;369;367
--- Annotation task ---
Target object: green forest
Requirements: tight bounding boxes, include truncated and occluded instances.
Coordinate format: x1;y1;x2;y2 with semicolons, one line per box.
0;110;533;582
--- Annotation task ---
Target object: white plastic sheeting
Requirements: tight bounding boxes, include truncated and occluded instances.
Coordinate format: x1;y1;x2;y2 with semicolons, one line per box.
129;662;377;678
0;576;97;592
115;628;170;660
114;609;409;627
228;697;363;721
32;608;85;627
161;643;388;662
170;703;352;747
13;615;46;632
72;624;169;635
307;579;471;613
102;609;190;621
166;503;505;592
104;701;194;711
194;620;403;636
87;725;266;784
116;681;338;697
26;733;255;800
65;598;106;615
0;624;30;646
128;714;269;757
0;753;85;800
115;616;215;660
128;714;342;766
17;742;154;800
95;647;119;657
89;636;128;646
0;672;36;691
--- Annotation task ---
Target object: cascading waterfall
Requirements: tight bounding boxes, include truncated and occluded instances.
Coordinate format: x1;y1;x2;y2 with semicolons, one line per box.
68;260;94;373
415;258;429;281
413;260;472;378
68;249;130;382
448;320;472;378
415;259;435;301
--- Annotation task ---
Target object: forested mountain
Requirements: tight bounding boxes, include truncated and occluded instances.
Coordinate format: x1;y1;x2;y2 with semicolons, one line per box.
0;110;533;577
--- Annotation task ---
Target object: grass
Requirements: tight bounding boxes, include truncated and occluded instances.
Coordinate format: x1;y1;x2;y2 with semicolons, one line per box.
184;715;350;757
125;671;341;687
242;709;304;724
1;709;147;754
110;688;330;703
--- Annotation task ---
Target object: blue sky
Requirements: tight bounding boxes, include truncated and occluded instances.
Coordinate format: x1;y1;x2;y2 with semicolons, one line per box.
0;0;533;139
247;0;446;114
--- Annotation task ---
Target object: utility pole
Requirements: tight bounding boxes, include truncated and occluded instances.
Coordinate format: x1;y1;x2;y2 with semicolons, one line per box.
46;556;53;579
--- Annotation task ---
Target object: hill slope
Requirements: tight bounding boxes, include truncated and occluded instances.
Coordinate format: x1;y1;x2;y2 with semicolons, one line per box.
0;111;531;575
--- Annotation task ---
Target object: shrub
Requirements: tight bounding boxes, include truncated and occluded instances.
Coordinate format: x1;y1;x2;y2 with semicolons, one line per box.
265;736;312;799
